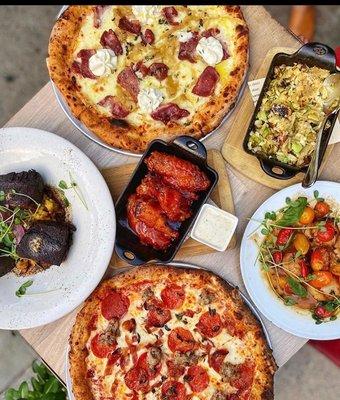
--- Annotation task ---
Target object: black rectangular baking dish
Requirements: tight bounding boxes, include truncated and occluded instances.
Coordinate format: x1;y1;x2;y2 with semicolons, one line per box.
115;136;218;266
243;42;339;180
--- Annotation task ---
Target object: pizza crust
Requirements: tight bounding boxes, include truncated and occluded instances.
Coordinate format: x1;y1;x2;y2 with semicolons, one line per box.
48;6;249;153
69;265;276;400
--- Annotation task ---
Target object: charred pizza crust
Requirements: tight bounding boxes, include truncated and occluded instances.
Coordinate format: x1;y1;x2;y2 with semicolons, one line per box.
48;6;249;153
69;265;276;400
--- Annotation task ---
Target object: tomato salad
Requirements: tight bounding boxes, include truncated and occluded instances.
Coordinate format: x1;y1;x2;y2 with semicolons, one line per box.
255;190;340;324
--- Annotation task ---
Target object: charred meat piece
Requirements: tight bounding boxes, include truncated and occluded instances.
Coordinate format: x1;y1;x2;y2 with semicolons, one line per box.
16;221;73;267
0;170;44;210
127;194;173;250
271;104;292;118
136;174;192;221
0;250;15;277
144;151;210;193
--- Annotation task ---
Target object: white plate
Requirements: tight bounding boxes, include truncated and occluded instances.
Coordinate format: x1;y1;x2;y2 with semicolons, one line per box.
64;261;273;400
240;181;340;340
0;127;115;329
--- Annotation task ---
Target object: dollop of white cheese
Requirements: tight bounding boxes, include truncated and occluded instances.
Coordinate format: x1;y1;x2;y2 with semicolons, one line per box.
132;5;160;25
88;49;117;77
196;36;223;66
138;88;164;113
178;31;193;42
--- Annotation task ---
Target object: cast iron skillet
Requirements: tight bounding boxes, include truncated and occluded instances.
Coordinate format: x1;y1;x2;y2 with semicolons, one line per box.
243;42;339;180
115;136;218;266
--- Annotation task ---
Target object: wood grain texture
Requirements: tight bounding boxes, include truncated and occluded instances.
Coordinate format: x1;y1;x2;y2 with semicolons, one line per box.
2;7;317;383
222;47;334;189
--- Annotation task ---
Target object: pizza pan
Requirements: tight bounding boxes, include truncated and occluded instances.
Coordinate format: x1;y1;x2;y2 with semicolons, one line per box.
114;136;218;266
65;261;273;400
51;6;249;158
243;42;339;180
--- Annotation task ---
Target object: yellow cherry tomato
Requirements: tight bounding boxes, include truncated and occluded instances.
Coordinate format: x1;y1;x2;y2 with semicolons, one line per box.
299;206;315;225
293;233;310;255
309;271;333;288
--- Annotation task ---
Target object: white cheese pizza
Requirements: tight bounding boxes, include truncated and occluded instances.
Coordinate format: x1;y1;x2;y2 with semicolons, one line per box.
69;265;276;400
48;6;249;153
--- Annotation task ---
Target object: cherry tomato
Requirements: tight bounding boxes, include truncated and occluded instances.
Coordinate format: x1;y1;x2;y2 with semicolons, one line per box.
276;228;293;246
293;233;310;255
299;206;315;225
272;251;283;264
314;305;333;319
314;201;330;218
316;221;336;243
330;263;340;277
309;271;333;288
299;259;309;278
311;247;330;271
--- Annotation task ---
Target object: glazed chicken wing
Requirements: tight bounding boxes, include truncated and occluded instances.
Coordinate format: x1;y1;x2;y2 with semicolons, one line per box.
127;194;174;250
136;174;192;221
145;152;210;193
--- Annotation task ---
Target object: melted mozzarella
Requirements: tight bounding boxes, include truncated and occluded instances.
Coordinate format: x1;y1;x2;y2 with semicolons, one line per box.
138;88;164;113
89;49;117;76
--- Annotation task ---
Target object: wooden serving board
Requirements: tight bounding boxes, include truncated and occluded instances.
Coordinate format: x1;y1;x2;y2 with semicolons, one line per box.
222;47;333;190
101;149;236;268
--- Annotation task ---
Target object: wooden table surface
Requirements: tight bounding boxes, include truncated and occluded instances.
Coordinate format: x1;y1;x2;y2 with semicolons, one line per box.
4;6;337;383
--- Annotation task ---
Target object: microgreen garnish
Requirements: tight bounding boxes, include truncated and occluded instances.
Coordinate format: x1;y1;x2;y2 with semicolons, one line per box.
313;190;324;202
58;172;88;210
284;297;296;306
0;190;5;202
15;280;33;297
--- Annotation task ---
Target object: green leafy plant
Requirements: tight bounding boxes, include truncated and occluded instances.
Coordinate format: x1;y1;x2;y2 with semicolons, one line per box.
277;197;308;227
5;360;67;400
15;280;33;297
58;172;88;210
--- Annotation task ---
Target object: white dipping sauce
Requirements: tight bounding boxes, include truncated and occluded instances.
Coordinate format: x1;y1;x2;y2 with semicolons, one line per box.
191;204;238;251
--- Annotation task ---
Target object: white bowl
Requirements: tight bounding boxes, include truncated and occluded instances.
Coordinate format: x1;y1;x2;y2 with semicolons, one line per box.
240;181;340;340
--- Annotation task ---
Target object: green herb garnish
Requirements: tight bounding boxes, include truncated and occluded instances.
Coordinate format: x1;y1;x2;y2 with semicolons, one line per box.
287;276;307;298
277;197;308;227
58;172;88;210
15;280;33;297
284;297;296;306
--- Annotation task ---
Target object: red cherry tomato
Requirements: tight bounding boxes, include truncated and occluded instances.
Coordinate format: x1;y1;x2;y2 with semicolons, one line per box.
314;305;333;319
276;228;293;246
272;251;283;264
316;221;336;243
311;247;330;271
284;283;293;295
314;201;330;218
299;259;309;279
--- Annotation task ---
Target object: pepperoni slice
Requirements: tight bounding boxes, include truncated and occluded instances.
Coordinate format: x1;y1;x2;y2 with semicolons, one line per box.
161;381;186;400
117;66;140;100
196;310;223;338
166;360;185;379
149;63;169;81
162;7;179;25
124;367;149;393
101;291;130;320
151;103;189;125
230;361;255;394
147;305;171;328
98;96;129;118
137;350;162;379
185;365;209;392
178;31;199;63
192;66;219;97
90;333;116;358
209;349;229;373
100;29;123;55
141;29;155;45
107;348;122;366
161;284;185;309
118;16;141;34
168;327;196;353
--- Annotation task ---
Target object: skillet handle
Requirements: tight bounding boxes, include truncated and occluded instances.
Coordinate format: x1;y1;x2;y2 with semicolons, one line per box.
259;159;297;180
115;244;146;266
172;136;207;160
296;42;336;68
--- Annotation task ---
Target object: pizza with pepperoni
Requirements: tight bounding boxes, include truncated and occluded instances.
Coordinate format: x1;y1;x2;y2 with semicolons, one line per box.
48;6;248;153
69;265;276;400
